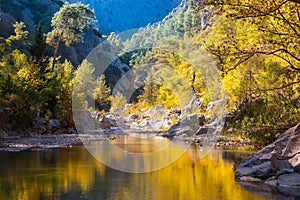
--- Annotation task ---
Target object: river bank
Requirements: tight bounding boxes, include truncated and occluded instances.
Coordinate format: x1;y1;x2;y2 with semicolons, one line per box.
0;134;84;152
0;131;255;152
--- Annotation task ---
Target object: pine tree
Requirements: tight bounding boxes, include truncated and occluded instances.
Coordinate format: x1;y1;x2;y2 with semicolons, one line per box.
138;69;160;105
94;74;111;111
46;2;96;72
29;24;46;62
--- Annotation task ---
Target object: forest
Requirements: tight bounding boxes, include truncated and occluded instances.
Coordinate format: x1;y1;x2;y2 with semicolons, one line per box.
0;0;299;147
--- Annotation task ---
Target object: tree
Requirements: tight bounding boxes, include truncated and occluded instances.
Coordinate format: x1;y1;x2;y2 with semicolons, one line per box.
29;24;46;62
107;32;123;52
94;74;111;111
46;2;96;72
138;68;160;105
73;59;96;109
193;0;300;143
195;0;300;72
8;22;29;41
110;92;127;113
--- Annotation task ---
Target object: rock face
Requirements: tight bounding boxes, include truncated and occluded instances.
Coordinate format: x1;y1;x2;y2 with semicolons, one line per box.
27;118;63;136
99;115;117;129
235;123;300;197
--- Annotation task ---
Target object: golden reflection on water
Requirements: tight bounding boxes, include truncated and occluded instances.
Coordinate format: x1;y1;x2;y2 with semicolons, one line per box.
111;134;170;153
0;141;266;200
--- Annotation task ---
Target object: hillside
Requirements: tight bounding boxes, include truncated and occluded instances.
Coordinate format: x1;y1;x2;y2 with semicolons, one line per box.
66;0;182;34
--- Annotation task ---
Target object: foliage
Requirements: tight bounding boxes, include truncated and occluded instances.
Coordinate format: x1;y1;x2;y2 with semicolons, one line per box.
46;2;96;71
73;59;96;109
194;0;300;144
137;68;160;106
29;24;47;62
0;20;78;129
110;92;127;113
8;22;29;41
0;0;61;32
94;74;111;111
0;0;299;144
0;2;106;130
107;7;203;56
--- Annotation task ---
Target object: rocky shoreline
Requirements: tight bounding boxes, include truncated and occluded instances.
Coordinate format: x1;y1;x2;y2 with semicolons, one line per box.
0;131;254;152
2;107;299;197
0;134;84;152
235;123;300;197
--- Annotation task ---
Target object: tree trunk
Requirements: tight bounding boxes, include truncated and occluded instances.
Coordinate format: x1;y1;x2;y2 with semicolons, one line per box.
51;31;63;72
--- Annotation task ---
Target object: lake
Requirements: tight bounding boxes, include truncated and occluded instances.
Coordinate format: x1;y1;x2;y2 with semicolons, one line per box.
0;137;294;200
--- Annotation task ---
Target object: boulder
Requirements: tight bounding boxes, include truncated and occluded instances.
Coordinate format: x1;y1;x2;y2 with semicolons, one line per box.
31;117;48;135
235;123;300;197
47;119;61;133
130;122;140;129
181;94;203;116
186;114;205;126
195;127;216;135
27;118;62;135
105;114;118;126
99;115;117;129
99;116;112;129
129;113;140;120
289;153;300;172
206;99;227;114
168;122;181;134
236;159;275;178
278;173;300;197
265;176;278;187
139;119;152;129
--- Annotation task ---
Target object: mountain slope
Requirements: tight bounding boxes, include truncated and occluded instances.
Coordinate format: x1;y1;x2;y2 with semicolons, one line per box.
66;0;182;34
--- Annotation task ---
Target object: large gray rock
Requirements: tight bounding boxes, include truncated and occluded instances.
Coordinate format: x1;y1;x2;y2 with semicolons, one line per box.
195;127;215;135
29;117;48;135
99;115;117;129
27;118;62;135
235;123;300;197
278;173;300;197
236;159;275;178
186;114;205;126
47;119;61;133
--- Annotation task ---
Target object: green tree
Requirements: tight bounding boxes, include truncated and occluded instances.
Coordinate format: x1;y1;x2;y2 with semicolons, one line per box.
94;74;111;111
194;0;300;144
46;2;96;71
110;92;127;113
138;68;160;105
73;59;96;109
8;22;29;41
29;24;46;62
195;0;300;72
107;32;123;52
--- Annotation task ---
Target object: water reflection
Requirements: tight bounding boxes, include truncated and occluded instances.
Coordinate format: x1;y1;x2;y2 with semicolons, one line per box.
0;142;287;200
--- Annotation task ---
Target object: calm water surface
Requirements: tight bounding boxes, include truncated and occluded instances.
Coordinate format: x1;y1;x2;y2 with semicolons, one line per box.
0;137;293;200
